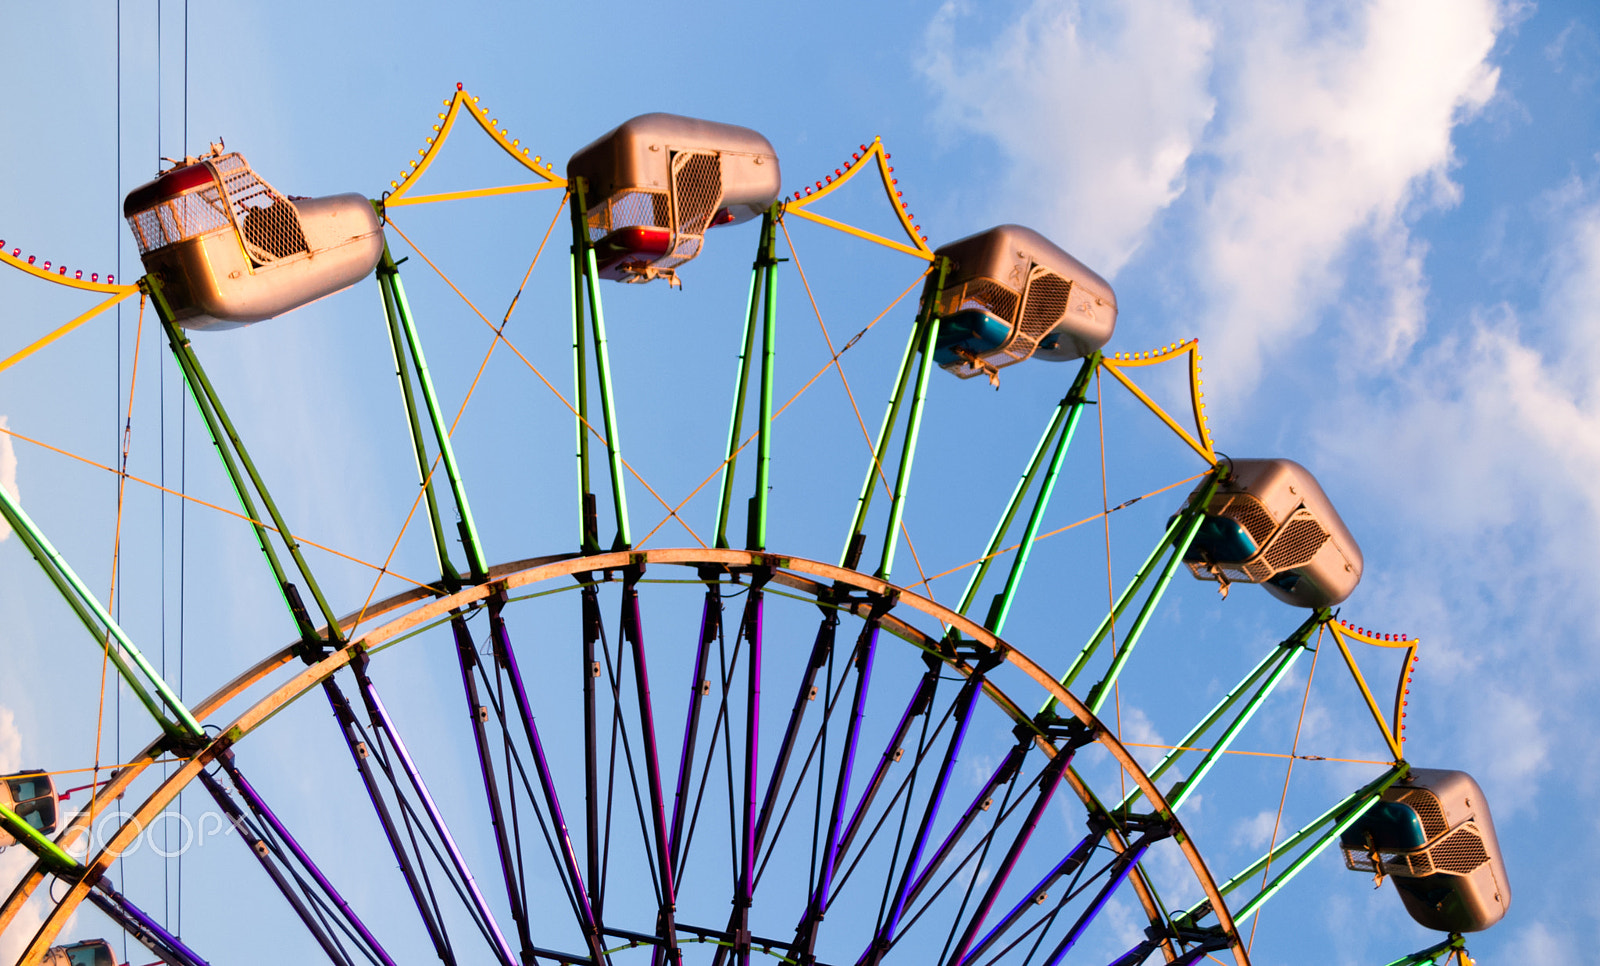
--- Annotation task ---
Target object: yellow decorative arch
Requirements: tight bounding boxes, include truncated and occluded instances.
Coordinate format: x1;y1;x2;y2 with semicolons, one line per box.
384;84;567;208
0;246;139;375
1100;338;1216;463
783;137;934;261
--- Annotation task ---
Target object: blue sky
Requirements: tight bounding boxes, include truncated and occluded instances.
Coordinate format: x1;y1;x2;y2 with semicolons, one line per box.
1;1;1596;964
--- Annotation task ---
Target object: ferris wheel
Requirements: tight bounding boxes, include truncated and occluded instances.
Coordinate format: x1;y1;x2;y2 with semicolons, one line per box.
0;83;1509;966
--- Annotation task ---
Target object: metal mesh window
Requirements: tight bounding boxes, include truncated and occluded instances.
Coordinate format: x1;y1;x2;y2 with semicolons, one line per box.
126;186;232;255
1430;825;1491;874
586;189;671;242
1018;269;1072;339
1400;790;1449;840
655;150;724;270
212;153;309;264
936;278;1020;323
1263;515;1331;570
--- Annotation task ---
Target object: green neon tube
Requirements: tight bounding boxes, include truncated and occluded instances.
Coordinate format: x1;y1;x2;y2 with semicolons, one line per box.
1083;505;1209;716
581;243;631;549
988;355;1098;635
752;209;780;551
376;250;460;583
840;320;919;568
0;484;200;738
384;251;489;578
0;801;80;879
168;328;341;635
877;307;941;582
714;233;764;550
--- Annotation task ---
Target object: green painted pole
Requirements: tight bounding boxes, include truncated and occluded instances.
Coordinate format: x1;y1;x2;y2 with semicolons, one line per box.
0;801;81;879
148;286;307;641
1384;936;1464;966
569;177;632;552
1183;765;1407;926
164;324;342;637
0;484;200;738
839;320;920;569
1083;503;1210;716
987;355;1098;636
714;235;763;550
953;397;1068;622
877;304;942;583
1045;469;1223;716
751;208;780;552
378;245;481;581
1126;614;1324;812
376;251;457;585
570;248;596;552
1167;641;1310;811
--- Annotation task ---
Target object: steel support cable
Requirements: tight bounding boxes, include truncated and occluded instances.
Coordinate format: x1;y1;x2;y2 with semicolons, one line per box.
1246;624;1324;955
0;423;433;592
630;233;927;549
901;470;1209;596
778;223;940;604
1096;367;1127;802
90;293;147;827
383;216;706;549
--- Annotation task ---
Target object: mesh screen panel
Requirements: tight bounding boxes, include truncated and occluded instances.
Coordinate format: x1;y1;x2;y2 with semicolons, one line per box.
127;186;232;254
1264;515;1330;570
211;154;309;264
586;189;670;242
1430;826;1490;874
1018;270;1072;339
1401;790;1449;840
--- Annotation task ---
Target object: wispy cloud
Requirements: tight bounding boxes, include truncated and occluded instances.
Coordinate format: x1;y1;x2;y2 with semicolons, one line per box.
922;0;1216;276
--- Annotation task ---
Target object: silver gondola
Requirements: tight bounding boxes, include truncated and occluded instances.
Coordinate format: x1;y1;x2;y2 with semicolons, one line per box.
123;144;384;330
567;113;780;284
0;768;57;848
1176;458;1363;608
1342;768;1511;932
926;224;1116;381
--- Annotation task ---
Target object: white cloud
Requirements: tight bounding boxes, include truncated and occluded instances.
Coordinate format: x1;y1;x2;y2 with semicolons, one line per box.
1188;0;1504;390
0;415;18;543
922;0;1216;276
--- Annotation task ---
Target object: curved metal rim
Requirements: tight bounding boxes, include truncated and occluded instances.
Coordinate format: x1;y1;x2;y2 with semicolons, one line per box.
15;549;1247;965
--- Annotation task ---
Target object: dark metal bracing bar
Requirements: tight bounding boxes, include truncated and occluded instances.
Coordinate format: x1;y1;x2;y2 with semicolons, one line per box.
620;565;683;966
490;595;610;964
452;614;534;960
670;577;726;871
860;649;1003;964
350;653;522;966
789;598;890;963
219;755;397;966
198;768;352;966
324;676;455;964
85;884;212;966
